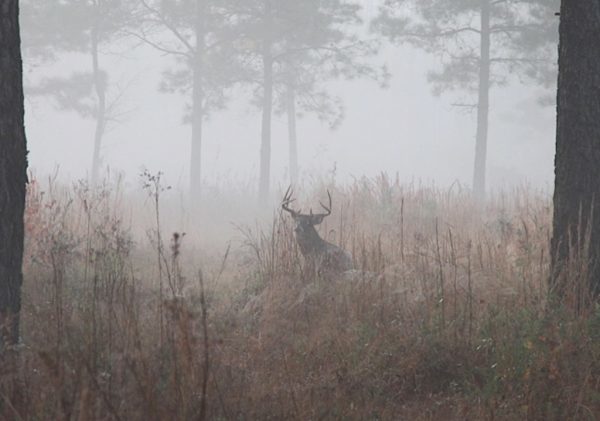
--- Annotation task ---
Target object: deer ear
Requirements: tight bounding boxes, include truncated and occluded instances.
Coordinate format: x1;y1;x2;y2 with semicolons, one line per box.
311;215;325;225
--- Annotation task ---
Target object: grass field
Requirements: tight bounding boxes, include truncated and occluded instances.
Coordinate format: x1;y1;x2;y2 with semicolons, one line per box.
3;173;598;420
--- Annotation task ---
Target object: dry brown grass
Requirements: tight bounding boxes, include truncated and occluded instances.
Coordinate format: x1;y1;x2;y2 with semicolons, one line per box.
0;173;598;420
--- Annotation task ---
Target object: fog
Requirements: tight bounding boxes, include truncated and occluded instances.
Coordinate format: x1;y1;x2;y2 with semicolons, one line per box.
22;0;557;195
12;3;582;417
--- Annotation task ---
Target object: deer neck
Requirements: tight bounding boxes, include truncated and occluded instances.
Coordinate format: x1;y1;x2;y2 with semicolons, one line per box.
296;225;327;256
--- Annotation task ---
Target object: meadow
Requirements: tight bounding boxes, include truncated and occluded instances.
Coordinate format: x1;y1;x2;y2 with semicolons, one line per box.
3;172;599;420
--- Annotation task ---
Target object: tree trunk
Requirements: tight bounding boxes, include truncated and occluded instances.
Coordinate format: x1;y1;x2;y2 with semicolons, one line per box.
472;0;491;202
190;0;206;203
258;0;273;203
190;75;203;202
551;0;600;302
287;84;298;185
90;18;106;187
0;0;28;347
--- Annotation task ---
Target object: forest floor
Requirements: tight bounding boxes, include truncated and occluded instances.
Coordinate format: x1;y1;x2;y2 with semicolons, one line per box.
2;173;599;420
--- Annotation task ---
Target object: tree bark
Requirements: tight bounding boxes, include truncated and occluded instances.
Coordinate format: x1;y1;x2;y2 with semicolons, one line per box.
287;84;298;185
472;0;491;202
190;0;206;203
0;0;28;347
551;0;600;300
258;0;273;203
90;12;106;187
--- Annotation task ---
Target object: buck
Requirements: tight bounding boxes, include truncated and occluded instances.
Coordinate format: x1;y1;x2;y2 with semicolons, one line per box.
282;187;354;275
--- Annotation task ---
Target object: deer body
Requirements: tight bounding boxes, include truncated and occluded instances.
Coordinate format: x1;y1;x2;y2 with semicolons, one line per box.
282;188;354;275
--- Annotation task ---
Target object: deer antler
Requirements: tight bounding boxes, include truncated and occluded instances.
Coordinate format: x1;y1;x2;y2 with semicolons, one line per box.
281;186;298;217
315;190;332;217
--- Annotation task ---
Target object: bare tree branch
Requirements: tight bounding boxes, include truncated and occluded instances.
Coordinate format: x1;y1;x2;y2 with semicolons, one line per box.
140;0;196;55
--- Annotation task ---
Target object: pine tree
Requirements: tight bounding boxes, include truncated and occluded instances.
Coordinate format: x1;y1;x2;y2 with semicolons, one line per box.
232;0;385;200
135;0;242;201
374;0;558;200
21;0;135;185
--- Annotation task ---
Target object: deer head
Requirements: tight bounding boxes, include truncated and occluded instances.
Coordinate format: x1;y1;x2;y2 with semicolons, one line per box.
281;186;331;236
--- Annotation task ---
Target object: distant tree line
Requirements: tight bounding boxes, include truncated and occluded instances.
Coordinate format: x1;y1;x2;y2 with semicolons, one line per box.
20;0;558;202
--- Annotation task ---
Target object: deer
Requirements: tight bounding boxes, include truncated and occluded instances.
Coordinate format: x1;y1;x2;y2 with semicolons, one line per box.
281;187;354;276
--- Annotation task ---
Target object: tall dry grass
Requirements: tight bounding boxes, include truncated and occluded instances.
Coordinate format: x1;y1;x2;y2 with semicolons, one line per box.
0;172;597;420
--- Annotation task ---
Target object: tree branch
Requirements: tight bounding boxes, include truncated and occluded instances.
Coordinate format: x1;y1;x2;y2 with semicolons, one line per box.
140;0;196;55
490;57;552;64
490;24;545;34
125;29;192;58
401;26;481;39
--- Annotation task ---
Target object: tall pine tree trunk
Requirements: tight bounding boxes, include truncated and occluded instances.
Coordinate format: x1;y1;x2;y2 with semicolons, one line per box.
551;0;600;301
190;73;203;202
90;20;106;187
287;85;298;185
190;0;206;203
258;0;273;203
0;0;27;346
473;0;491;201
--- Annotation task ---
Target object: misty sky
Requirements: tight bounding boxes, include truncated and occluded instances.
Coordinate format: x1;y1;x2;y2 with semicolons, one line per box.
22;1;557;194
